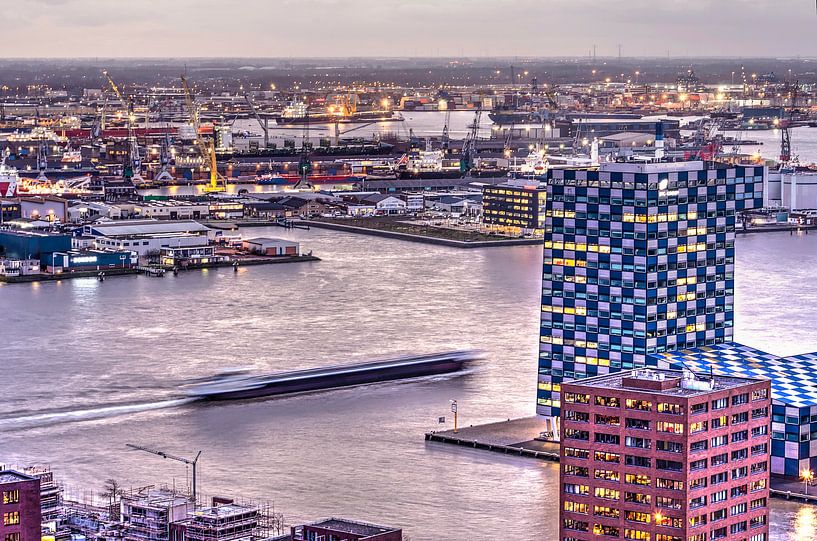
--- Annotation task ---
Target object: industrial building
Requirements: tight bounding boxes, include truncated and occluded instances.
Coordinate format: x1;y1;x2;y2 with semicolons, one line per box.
82;220;215;257
536;160;764;436
241;238;300;256
765;169;817;210
0;470;41;541
482;178;546;235
559;368;770;541
0;230;71;260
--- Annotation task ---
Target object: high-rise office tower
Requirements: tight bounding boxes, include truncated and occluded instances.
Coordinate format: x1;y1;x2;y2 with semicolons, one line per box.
537;160;764;435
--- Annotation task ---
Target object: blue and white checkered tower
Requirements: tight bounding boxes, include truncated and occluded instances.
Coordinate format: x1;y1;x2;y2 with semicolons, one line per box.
536;159;765;437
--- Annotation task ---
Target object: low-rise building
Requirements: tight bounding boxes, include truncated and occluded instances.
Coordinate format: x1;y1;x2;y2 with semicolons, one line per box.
0;230;72;260
170;503;258;541
160;246;222;267
482;178;546;235
0;258;41;277
19;196;69;222
121;489;192;541
82;220;214;257
45;249;137;273
290;518;402;541
241;237;300;256
0;470;41;541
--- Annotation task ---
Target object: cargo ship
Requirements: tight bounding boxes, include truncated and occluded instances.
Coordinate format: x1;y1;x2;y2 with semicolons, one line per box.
186;350;479;400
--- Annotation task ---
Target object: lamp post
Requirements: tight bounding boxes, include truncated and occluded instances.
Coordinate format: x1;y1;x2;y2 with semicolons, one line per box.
802;469;814;495
450;400;458;433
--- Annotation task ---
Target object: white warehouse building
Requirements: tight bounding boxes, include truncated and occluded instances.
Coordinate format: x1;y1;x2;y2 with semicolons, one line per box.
81;219;215;256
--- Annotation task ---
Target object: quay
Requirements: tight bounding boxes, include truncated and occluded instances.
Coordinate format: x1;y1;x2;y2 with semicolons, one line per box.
0;255;319;284
425;416;817;504
302;219;543;248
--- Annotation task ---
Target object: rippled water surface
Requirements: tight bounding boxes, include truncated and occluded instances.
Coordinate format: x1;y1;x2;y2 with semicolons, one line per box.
1;228;815;540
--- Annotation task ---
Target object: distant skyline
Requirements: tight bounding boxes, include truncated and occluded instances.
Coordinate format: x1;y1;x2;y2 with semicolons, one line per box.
7;0;817;58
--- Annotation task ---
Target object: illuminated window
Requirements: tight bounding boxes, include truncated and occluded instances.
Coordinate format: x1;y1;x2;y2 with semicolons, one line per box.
2;491;19;504
3;512;20;526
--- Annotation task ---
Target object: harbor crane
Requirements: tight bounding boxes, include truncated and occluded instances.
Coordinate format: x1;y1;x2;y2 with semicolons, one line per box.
126;444;202;504
244;94;269;149
460;107;482;174
180;75;225;193
103;70;142;180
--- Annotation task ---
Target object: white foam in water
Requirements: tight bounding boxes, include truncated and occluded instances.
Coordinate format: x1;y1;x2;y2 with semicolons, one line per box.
0;398;195;430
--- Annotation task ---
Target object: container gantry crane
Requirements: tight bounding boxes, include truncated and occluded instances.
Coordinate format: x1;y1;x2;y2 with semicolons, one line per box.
126;444;202;504
180;75;225;193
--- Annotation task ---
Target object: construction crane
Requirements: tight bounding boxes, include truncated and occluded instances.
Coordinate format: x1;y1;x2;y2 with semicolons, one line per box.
103;70;141;180
126;444;202;504
180;75;225;193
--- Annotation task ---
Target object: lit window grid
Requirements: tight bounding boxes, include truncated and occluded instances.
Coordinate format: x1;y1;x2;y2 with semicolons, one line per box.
536;165;763;417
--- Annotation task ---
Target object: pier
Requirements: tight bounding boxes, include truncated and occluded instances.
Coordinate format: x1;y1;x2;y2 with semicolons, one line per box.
426;416;817;504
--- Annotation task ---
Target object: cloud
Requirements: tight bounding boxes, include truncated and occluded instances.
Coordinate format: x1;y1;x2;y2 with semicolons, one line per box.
4;0;816;57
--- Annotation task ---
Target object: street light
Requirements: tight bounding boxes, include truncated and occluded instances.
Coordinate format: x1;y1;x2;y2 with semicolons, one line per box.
802;468;814;495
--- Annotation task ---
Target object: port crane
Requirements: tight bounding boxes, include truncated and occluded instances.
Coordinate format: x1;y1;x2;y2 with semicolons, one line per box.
181;75;225;193
103;70;142;180
460;107;482;174
126;444;202;504
244;93;270;150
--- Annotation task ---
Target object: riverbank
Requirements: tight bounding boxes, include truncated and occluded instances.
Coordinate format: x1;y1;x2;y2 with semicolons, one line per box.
738;224;817;235
0;255;319;284
302;218;543;248
425;416;817;504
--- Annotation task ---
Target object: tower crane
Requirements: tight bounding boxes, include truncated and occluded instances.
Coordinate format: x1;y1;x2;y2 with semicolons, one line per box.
181;75;225;193
103;70;141;180
126;444;202;504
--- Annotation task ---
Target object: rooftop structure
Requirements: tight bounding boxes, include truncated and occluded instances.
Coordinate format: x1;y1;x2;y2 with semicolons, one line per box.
560;368;771;541
651;342;817;476
291;518;402;541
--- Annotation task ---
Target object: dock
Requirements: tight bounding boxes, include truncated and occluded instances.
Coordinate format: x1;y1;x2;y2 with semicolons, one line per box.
425;417;559;460
426;416;817;503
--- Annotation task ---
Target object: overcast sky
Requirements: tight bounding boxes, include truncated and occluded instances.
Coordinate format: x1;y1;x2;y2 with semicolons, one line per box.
6;0;817;58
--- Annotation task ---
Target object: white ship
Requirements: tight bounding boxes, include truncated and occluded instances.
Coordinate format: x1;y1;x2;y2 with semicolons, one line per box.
0;149;19;197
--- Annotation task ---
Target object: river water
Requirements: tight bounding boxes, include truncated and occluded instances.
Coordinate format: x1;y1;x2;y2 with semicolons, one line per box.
1;229;816;540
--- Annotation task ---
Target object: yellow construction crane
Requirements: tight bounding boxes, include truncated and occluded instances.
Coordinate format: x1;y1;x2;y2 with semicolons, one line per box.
180;75;225;193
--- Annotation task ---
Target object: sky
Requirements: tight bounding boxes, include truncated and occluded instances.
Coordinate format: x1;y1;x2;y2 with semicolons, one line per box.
5;0;817;58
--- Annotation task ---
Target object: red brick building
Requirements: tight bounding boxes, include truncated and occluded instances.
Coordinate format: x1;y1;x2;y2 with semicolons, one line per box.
0;471;41;541
559;368;771;541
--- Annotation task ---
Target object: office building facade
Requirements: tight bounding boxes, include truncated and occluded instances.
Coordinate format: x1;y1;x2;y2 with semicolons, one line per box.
559;369;771;541
0;471;41;541
537;160;764;434
482;180;547;235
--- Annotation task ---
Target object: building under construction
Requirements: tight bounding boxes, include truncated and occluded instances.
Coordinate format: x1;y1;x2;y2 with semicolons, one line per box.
170;503;257;541
121;489;192;541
